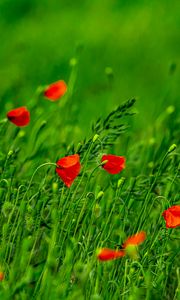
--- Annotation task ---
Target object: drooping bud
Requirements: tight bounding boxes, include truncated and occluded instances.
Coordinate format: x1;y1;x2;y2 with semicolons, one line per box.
96;191;104;200
7;150;13;158
168;144;177;154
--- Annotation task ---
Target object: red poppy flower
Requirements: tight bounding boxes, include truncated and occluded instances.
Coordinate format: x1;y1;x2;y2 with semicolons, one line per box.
97;248;125;261
162;205;180;228
101;154;125;174
7;106;30;127
97;231;146;262
56;154;81;188
44;80;67;101
122;231;146;249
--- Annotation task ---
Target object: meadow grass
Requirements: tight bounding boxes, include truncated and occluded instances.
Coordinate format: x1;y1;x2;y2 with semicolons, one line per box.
0;1;180;299
0;68;179;299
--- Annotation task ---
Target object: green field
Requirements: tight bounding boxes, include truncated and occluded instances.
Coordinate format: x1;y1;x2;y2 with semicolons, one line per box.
0;0;180;299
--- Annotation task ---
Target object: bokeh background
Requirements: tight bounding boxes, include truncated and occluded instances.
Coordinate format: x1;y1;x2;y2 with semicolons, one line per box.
0;0;179;135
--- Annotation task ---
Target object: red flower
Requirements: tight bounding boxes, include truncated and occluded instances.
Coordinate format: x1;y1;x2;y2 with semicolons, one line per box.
7;106;30;127
44;80;67;101
101;154;125;174
162;205;180;228
122;231;146;249
97;231;146;262
56;154;81;188
97;248;125;261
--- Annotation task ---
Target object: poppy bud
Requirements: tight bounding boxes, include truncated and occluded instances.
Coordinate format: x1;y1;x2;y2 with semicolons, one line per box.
96;191;104;200
168;144;177;154
17;130;25;138
7;150;13;158
52;182;58;193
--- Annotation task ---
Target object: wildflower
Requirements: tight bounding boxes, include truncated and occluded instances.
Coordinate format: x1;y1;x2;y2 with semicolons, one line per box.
56;154;81;188
7;107;30;127
97;248;125;261
44;80;67;101
97;231;146;262
162;205;180;228
101;154;125;174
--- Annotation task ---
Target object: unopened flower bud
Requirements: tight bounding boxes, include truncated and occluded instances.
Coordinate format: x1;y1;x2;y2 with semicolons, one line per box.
7;150;13;158
18;130;25;138
52;182;58;193
96;191;104;200
117;177;125;188
168;144;177;153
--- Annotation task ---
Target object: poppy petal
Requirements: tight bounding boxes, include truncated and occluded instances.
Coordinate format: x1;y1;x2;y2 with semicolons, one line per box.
101;154;125;174
162;205;180;228
97;248;125;261
56;154;81;187
44;80;67;101
123;231;146;248
7;106;30;127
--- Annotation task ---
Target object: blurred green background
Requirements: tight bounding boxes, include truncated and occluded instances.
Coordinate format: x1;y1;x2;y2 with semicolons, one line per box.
0;0;179;134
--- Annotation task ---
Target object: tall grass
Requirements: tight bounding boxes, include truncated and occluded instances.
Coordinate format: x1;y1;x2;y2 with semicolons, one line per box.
0;57;179;300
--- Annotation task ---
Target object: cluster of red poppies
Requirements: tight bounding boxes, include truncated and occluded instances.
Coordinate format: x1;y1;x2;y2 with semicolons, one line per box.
6;79;180;263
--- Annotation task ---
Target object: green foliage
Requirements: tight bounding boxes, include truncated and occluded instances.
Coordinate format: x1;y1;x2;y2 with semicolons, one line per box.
67;98;136;159
0;0;180;299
